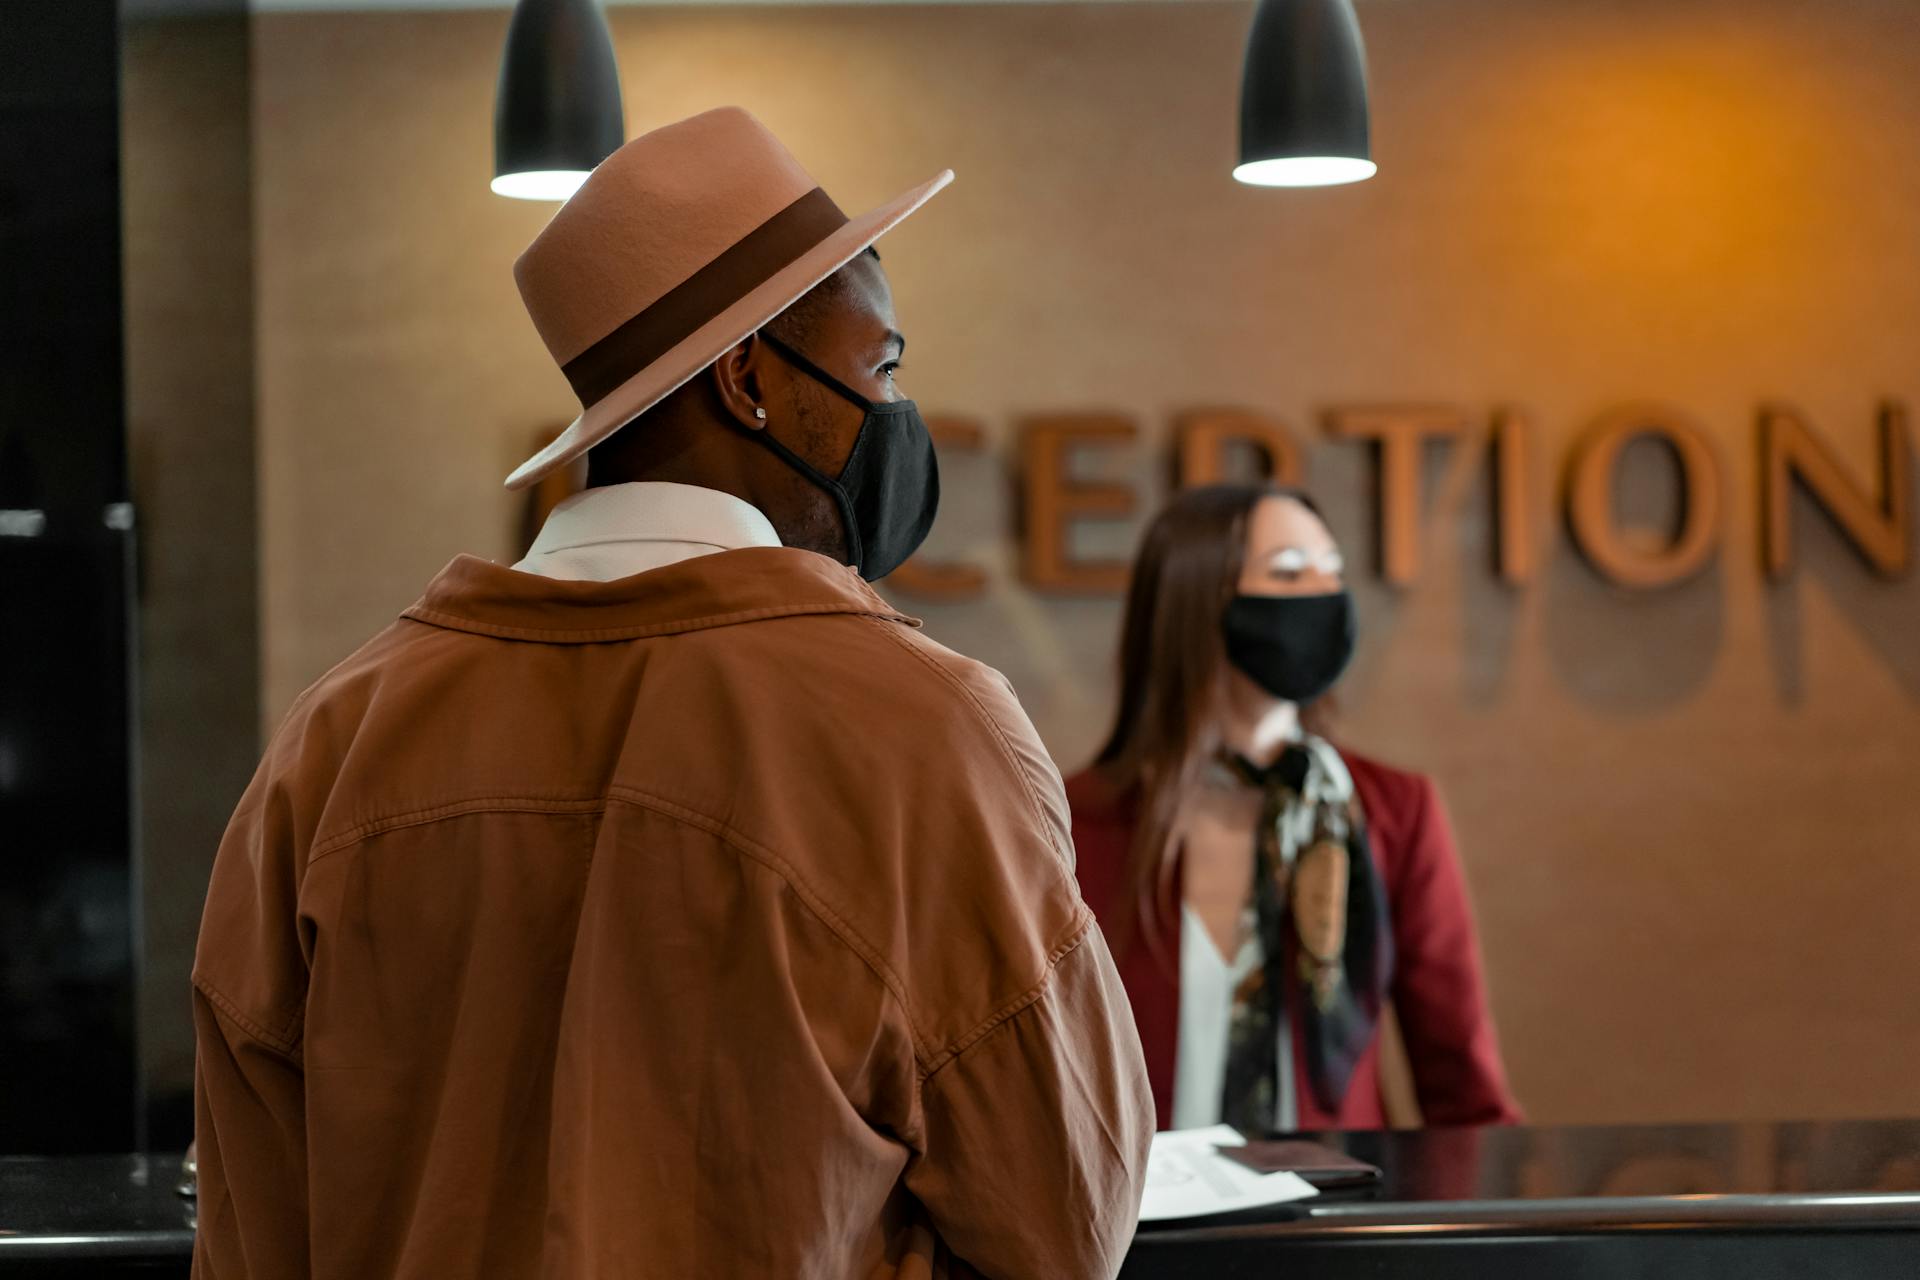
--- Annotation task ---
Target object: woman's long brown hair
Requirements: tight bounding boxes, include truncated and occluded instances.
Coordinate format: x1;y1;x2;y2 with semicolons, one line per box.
1092;482;1329;969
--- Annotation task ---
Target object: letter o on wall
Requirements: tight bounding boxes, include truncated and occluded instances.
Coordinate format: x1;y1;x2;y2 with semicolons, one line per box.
1567;404;1724;589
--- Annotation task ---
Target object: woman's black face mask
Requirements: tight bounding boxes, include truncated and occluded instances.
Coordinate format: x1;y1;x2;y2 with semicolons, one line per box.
748;330;939;582
1221;591;1357;705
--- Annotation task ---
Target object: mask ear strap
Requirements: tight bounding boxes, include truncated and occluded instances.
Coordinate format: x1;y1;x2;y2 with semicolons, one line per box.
743;410;865;573
757;329;876;411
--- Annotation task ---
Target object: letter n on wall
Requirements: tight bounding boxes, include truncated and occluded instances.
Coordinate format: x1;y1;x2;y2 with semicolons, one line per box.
1760;402;1912;580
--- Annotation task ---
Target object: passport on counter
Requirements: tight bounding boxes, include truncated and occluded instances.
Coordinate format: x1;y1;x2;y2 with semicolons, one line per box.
1214;1140;1384;1189
1140;1126;1319;1222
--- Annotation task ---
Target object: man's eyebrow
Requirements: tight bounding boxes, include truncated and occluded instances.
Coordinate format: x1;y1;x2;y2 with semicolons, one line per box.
884;329;907;356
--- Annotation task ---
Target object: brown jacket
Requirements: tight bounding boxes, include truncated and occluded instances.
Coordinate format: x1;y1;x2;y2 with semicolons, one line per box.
191;548;1152;1280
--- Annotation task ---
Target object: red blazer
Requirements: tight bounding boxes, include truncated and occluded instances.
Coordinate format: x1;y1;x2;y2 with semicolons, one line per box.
1066;752;1521;1131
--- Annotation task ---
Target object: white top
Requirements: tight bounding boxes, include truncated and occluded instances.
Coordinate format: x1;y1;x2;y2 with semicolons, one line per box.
513;481;782;581
1171;904;1297;1132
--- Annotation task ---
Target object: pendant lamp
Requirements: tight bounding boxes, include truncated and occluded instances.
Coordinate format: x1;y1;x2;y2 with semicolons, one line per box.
1235;0;1376;187
492;0;625;201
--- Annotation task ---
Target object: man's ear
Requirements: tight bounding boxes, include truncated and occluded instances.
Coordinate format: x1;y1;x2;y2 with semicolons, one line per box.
710;336;769;432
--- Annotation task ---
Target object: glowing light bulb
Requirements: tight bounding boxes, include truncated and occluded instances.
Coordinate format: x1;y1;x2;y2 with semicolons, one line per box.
490;170;592;201
1231;156;1378;188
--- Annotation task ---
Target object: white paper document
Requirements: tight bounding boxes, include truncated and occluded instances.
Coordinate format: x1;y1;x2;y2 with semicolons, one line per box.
1138;1124;1319;1222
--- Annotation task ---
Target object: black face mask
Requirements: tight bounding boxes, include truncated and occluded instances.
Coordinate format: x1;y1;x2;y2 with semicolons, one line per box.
751;330;939;581
1221;591;1357;704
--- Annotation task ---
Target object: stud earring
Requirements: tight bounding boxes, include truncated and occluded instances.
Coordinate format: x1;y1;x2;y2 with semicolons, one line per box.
753;408;767;421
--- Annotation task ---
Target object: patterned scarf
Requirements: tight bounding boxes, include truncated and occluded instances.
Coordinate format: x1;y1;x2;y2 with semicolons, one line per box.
1218;737;1392;1130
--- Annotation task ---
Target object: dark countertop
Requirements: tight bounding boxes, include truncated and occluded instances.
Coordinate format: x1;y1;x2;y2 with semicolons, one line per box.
1123;1119;1920;1278
0;1152;194;1260
4;1120;1918;1274
1139;1117;1920;1237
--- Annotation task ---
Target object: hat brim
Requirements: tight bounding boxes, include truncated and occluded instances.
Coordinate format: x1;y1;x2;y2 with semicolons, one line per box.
505;168;955;491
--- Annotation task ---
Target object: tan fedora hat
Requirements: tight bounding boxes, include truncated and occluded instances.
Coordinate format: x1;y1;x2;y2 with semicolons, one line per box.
505;106;953;490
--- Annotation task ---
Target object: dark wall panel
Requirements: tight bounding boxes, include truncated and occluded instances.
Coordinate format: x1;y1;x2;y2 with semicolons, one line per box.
0;0;138;1154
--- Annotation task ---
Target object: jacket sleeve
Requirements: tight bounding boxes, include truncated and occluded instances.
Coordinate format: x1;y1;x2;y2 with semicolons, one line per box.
191;736;317;1278
882;659;1153;1278
192;987;308;1279
905;923;1153;1280
1386;776;1523;1126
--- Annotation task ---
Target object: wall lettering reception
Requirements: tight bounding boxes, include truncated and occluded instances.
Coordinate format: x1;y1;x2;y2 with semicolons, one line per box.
526;400;1912;597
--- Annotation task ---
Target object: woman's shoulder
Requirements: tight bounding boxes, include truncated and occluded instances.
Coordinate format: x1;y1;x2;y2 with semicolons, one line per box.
1060;766;1138;896
1335;746;1450;871
1337;746;1435;813
1062;765;1135;822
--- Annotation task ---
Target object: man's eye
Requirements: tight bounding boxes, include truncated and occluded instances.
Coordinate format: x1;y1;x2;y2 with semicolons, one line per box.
880;361;903;379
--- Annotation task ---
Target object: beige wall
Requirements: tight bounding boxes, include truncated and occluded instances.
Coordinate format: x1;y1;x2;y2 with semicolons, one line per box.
255;0;1920;1125
125;12;257;1127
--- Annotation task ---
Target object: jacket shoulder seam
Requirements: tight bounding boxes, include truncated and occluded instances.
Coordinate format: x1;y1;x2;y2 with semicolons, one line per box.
604;785;935;1060
919;912;1095;1084
300;789;915;1040
294;783;1072;1075
193;974;304;1064
307;795;610;865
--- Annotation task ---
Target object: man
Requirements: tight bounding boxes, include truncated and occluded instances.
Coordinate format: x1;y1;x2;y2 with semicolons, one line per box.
191;107;1152;1279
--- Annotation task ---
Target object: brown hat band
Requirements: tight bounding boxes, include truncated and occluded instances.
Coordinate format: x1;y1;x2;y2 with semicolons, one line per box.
559;186;850;409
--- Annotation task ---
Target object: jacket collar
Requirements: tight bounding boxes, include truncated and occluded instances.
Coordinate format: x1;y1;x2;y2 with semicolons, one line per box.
403;547;918;644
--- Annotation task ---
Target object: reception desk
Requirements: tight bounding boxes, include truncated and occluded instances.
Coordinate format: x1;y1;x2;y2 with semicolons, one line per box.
1125;1118;1920;1278
4;1120;1917;1277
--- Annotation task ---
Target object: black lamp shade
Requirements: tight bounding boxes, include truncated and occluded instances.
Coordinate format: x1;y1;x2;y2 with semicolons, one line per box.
1236;0;1375;187
493;0;625;200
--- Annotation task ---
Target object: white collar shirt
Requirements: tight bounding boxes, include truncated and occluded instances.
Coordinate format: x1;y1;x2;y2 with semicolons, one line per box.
513;481;782;582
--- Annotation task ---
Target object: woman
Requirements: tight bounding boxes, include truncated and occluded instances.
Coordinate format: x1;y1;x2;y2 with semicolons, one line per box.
1068;483;1520;1133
